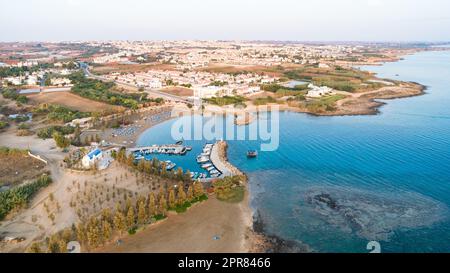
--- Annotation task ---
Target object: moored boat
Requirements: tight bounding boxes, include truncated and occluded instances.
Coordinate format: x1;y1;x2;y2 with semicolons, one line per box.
247;150;258;158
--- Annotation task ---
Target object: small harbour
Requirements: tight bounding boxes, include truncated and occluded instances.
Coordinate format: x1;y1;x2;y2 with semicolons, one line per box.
130;142;228;180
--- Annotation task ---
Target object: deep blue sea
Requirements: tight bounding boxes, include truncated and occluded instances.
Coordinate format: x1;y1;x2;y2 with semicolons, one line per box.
137;50;450;253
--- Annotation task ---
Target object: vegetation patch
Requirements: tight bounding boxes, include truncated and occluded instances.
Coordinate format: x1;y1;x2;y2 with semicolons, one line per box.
305;94;347;113
214;176;245;203
34;103;90;123
0;121;9;130
252;96;277;106
204;95;247;106
283;66;384;92
0;174;52;220
69;72;163;109
37;125;75;139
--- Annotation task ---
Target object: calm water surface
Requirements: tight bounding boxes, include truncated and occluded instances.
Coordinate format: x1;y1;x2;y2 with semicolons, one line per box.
138;51;450;252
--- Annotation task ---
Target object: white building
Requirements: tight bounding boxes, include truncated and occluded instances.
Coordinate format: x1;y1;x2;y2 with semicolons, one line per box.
50;78;72;87
68;117;93;128
148;79;162;89
318;63;330;69
306;83;333;98
82;148;103;168
194;86;231;99
26;75;38;86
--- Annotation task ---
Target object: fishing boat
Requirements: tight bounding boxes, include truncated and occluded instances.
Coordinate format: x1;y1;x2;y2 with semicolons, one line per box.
247;150;258;158
207;166;215;172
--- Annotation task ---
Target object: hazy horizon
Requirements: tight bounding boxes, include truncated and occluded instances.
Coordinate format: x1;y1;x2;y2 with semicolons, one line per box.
1;0;450;42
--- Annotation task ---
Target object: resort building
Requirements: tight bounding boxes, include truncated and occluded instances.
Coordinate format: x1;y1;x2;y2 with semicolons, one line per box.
67;117;93;128
193;86;232;99
306;83;333;98
50;77;72;87
82;148;103;168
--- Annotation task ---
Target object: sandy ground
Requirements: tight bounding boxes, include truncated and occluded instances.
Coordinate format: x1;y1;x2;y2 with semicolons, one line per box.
160;87;194;97
97;194;253;253
0;153;47;187
101;106;174;146
26;92;123;113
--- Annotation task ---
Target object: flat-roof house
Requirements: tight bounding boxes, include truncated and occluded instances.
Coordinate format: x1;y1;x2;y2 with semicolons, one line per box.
306;83;333;98
82;148;103;168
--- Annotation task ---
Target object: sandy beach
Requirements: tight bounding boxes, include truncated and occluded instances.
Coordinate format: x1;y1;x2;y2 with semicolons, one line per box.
97;193;253;253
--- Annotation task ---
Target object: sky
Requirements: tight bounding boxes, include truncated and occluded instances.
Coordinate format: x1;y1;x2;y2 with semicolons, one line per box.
1;0;450;42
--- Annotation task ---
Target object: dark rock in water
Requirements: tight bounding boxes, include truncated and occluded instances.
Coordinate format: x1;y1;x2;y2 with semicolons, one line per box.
303;187;448;241
312;193;340;210
252;210;311;253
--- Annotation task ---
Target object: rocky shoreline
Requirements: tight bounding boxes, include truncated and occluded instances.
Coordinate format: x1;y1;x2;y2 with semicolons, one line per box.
246;211;312;253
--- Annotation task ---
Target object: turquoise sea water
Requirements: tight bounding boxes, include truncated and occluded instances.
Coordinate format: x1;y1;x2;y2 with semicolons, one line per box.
137;51;450;253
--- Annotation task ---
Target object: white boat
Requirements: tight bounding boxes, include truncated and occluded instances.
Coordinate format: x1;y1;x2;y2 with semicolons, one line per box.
164;160;176;171
207;166;215;171
197;156;209;163
201;163;213;169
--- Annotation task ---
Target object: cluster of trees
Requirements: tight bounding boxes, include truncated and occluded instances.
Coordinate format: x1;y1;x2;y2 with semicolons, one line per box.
209;80;228;87
28;180;207;252
180;83;192;88
52;132;71;150
34;104;90;123
0;175;52;220
1;88;28;104
37;125;75;139
0;64;54;78
0;121;8;130
114;149;193;183
69;72;162;109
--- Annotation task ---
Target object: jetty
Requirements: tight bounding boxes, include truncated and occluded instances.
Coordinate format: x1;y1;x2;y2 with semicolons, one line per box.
128;144;188;156
208;142;233;178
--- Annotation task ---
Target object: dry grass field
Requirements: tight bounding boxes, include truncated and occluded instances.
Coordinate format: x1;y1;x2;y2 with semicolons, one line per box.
91;63;176;75
0;153;47;187
161;87;194;97
26;92;124;113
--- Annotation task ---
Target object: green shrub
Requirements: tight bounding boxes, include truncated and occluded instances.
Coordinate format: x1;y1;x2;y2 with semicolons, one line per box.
204;96;247;106
0;175;52;220
0;121;9;130
37;126;75;139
